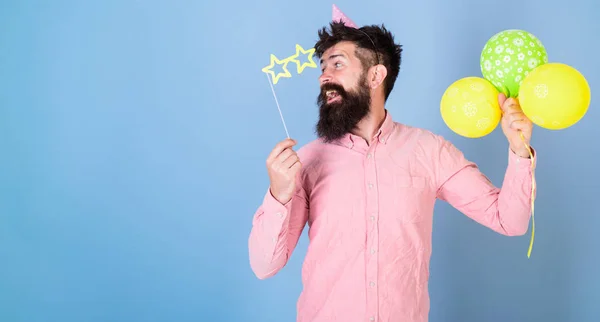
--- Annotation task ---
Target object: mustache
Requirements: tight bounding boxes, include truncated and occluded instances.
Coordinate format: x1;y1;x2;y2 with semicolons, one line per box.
318;83;347;104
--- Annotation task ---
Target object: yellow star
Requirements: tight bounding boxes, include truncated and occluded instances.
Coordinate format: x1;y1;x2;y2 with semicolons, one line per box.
288;44;317;74
261;54;292;85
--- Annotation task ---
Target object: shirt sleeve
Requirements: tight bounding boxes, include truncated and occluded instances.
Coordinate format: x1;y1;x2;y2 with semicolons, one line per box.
248;174;309;279
434;135;536;236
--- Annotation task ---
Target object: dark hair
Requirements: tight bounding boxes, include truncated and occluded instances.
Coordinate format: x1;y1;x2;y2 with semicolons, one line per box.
314;22;402;100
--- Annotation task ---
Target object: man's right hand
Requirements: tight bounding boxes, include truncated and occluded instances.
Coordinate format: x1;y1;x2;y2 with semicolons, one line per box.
266;138;301;205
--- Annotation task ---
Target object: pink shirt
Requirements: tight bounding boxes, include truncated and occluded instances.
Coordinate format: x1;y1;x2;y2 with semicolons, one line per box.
248;111;535;322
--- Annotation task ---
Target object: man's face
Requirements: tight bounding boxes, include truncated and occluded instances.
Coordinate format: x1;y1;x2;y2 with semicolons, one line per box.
316;41;372;142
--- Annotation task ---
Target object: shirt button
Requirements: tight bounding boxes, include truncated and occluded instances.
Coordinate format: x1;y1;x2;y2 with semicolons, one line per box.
367;153;372;159
371;249;376;254
370;317;375;321
276;212;283;218
370;281;375;287
380;137;385;143
370;216;375;221
368;183;373;189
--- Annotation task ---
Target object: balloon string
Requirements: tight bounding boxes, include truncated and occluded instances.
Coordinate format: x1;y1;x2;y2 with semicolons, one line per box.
266;73;290;139
520;131;536;258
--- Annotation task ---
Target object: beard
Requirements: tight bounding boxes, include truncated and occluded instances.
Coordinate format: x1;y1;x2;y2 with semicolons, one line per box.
315;73;372;143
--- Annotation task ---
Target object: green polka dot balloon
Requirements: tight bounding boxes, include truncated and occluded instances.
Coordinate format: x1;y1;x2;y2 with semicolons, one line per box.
480;29;548;97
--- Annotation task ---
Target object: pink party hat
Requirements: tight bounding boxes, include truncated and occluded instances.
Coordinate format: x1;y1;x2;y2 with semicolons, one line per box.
332;4;357;28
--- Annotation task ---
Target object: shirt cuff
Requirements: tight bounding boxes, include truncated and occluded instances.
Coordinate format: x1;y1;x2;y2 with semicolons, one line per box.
508;146;537;169
260;188;292;221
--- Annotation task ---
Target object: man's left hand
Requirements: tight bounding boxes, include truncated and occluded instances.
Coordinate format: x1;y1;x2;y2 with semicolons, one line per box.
499;93;533;158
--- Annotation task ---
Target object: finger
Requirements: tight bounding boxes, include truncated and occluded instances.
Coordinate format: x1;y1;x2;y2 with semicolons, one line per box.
269;149;294;172
502;98;522;113
503;112;526;123
504;109;530;121
509;119;531;131
275;148;295;165
282;153;300;169
289;160;302;173
267;138;297;164
498;93;507;108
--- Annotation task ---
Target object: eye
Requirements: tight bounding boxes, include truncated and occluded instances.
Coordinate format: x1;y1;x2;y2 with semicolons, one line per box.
320;61;344;73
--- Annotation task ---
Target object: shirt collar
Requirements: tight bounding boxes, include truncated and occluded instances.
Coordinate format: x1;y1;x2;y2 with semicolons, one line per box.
376;110;395;144
336;109;395;149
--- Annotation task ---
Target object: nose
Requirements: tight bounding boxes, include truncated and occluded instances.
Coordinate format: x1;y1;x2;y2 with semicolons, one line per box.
319;70;332;85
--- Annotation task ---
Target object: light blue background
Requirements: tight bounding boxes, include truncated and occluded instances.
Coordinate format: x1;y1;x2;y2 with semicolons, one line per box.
1;0;599;321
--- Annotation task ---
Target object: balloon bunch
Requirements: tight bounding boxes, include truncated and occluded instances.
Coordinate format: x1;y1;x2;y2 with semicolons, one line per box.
439;29;592;258
440;29;591;138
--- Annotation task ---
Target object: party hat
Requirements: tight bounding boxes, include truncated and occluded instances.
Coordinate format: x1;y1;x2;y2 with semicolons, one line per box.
332;4;357;28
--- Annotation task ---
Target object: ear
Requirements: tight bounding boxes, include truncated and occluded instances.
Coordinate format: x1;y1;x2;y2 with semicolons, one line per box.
369;64;387;89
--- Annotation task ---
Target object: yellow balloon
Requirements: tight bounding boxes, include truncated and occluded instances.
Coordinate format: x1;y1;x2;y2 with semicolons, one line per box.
519;62;591;130
440;77;502;138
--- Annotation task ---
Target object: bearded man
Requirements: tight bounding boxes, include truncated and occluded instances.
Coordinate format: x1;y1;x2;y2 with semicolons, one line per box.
248;11;535;322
